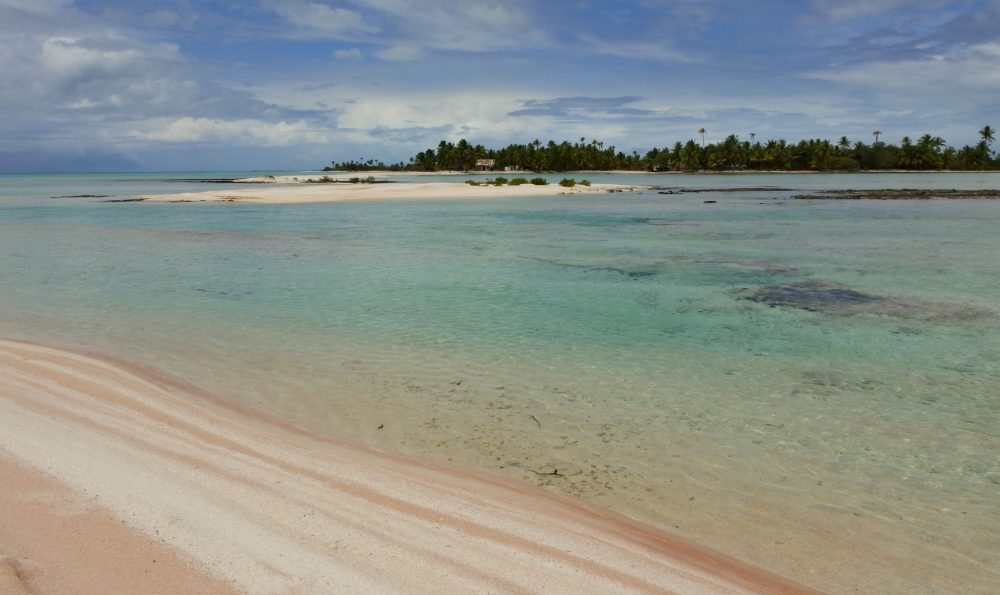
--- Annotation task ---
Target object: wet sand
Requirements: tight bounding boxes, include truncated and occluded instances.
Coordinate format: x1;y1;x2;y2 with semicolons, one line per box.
0;339;813;594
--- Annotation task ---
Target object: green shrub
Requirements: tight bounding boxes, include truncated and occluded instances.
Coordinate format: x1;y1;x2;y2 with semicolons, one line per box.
509;177;528;186
580;179;591;186
466;180;482;186
559;178;576;187
492;176;509;186
530;177;548;185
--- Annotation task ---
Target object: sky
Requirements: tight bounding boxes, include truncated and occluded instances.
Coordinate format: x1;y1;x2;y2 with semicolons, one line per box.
1;0;998;172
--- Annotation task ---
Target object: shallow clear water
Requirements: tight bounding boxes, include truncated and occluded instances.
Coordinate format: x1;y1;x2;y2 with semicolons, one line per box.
2;172;998;592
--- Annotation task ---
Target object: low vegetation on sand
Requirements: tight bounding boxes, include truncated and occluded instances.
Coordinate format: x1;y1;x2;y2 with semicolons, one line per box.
465;176;567;188
306;175;378;184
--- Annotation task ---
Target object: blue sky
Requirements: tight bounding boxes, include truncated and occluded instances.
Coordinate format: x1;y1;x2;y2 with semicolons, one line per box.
1;0;998;171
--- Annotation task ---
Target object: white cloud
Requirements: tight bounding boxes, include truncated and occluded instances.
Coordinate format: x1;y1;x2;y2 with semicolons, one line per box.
811;44;1000;90
39;36;179;83
373;44;423;61
133;117;333;146
334;47;363;60
809;0;943;22
573;33;691;63
336;92;520;132
0;10;314;159
364;0;543;52
972;41;1000;58
263;0;544;55
0;0;72;15
264;1;378;37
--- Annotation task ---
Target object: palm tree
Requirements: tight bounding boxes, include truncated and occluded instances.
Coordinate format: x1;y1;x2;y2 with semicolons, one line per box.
979;125;995;168
872;130;882;145
981;125;995;146
749;132;757;144
898;136;918;169
916;134;945;169
698;127;706;148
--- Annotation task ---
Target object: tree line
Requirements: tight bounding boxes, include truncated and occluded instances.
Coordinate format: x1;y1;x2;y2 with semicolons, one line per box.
325;126;997;172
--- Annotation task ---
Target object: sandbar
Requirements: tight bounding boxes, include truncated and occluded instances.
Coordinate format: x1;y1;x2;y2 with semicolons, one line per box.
140;181;643;203
0;339;813;593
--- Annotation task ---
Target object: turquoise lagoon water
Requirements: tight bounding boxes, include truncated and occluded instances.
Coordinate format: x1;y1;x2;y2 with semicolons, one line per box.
1;172;998;592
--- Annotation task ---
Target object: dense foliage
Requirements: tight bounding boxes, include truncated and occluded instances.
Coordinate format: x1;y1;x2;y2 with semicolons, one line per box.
325;127;997;172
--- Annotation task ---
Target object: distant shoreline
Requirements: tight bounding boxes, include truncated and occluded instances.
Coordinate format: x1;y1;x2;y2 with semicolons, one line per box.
314;169;1000;176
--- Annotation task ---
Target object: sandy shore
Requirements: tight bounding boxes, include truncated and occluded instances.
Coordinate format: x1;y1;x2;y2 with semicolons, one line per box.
140;181;643;203
0;339;813;593
234;172;461;183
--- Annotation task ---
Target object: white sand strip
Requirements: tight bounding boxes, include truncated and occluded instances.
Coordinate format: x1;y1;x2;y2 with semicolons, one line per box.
0;339;814;594
140;181;644;203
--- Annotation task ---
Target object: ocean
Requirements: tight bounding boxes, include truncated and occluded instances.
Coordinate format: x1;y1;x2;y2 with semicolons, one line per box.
1;171;998;592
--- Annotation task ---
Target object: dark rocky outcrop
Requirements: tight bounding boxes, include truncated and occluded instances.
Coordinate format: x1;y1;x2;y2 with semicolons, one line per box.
794;189;1000;200
736;280;988;320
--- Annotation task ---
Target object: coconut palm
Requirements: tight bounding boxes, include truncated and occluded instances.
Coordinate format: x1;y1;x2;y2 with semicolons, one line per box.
917;134;946;169
897;136;919;169
698;127;706;148
980;125;995;146
872;130;882;145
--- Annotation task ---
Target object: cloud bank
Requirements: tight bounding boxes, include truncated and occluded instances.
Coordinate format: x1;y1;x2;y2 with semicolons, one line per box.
0;0;997;171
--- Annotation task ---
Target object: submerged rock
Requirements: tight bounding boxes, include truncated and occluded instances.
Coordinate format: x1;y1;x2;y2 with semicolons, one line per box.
794;189;1000;200
736;280;988;320
740;281;880;311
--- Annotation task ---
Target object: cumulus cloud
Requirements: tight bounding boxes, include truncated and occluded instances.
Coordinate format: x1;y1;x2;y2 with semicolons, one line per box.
0;0;72;15
373;44;424;61
134;117;332;146
1;0;997;170
264;0;378;38
810;42;1000;91
357;0;541;50
569;33;690;63
261;0;544;56
0;1;334;167
39;35;180;89
810;0;922;22
333;47;363;60
335;91;523;134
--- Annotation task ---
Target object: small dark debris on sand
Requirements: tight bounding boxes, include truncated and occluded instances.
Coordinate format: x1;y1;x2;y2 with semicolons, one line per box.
795;189;1000;200
101;198;147;203
177;178;250;183
51;194;110;198
305;176;394;184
